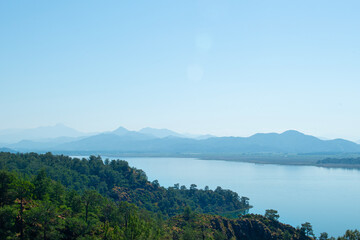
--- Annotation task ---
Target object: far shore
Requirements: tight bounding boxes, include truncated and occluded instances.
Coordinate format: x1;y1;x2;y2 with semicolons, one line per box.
60;151;360;170
200;156;360;169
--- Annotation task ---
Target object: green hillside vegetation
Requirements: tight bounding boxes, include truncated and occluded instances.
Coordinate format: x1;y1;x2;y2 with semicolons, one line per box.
0;152;357;239
0;152;249;216
0;169;312;240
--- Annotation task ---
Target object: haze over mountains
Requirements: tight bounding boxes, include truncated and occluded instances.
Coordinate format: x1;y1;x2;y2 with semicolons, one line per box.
0;123;88;144
1;124;360;155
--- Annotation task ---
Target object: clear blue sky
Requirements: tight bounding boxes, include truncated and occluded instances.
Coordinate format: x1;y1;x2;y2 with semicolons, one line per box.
1;1;360;140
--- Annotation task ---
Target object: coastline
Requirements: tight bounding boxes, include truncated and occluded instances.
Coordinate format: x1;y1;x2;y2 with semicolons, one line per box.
62;151;360;170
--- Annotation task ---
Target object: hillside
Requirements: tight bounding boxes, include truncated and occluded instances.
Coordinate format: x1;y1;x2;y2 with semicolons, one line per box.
168;213;313;240
0;152;319;240
0;152;249;216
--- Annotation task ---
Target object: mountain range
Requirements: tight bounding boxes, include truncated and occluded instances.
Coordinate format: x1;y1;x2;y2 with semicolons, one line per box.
1;125;359;155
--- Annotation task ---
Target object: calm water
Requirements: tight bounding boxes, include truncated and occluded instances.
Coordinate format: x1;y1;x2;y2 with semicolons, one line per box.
85;156;360;237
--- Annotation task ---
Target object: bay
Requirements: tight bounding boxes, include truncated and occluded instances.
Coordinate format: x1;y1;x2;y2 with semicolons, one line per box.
78;156;360;237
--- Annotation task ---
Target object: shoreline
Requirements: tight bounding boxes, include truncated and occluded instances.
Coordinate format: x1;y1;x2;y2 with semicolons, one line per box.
64;152;360;170
198;156;360;169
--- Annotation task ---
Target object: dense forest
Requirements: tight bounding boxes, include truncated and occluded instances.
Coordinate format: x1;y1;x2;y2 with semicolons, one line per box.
0;152;358;239
0;152;249;216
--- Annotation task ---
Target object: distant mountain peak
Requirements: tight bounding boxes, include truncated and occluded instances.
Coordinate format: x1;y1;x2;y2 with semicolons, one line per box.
139;127;183;138
112;126;130;135
281;130;305;136
140;127;157;130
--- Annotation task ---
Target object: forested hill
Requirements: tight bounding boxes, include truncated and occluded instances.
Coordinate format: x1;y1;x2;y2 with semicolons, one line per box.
0;152;249;216
0;152;317;239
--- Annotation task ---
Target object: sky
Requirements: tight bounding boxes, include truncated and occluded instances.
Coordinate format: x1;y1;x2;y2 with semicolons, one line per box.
1;1;360;141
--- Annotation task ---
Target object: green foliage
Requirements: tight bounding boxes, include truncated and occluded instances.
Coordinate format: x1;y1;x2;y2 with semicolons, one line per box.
337;229;360;240
282;230;292;240
319;232;329;240
32;169;51;200
301;222;314;237
24;200;63;240
0;205;17;239
183;206;194;221
264;209;280;221
82;189;101;223
213;230;227;240
0;168;164;239
0;170;16;206
0;152;250;217
181;226;201;240
170;213;312;240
